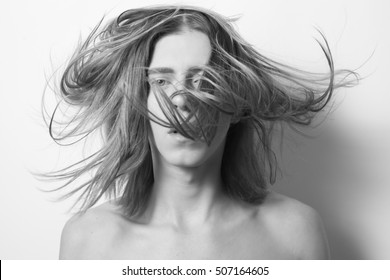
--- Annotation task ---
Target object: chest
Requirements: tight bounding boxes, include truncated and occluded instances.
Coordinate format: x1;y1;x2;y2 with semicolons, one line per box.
106;224;293;259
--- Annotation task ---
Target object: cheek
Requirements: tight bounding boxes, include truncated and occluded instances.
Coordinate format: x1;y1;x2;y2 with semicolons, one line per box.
148;89;179;123
147;94;166;146
147;93;158;115
147;92;166;122
148;121;168;161
216;114;232;136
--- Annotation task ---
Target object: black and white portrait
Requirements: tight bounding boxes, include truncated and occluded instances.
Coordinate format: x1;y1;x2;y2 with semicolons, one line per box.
1;0;389;261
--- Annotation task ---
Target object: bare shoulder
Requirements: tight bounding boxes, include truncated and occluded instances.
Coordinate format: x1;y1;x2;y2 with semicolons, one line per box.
59;201;123;259
258;191;330;259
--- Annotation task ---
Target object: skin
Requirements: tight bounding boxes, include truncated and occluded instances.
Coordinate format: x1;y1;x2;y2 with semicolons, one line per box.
59;29;330;260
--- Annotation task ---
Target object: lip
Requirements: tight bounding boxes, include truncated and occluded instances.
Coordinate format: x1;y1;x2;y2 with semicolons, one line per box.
167;128;208;145
168;130;193;142
167;123;195;135
168;128;189;137
168;128;177;134
168;126;198;140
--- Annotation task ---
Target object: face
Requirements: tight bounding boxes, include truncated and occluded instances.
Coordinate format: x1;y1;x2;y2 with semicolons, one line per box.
147;29;232;168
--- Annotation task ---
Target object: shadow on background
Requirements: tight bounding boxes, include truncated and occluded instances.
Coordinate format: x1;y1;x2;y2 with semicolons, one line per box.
272;121;390;259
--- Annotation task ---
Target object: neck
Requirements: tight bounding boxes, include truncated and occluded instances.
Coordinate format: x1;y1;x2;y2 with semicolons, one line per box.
145;151;229;231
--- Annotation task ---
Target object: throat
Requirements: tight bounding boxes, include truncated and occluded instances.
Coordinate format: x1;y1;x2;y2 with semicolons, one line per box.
145;178;229;230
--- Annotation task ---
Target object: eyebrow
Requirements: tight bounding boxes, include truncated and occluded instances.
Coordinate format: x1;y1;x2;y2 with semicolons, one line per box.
147;66;204;76
147;67;175;75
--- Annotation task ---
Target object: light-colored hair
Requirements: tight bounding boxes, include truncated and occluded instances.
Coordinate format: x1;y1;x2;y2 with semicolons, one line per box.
44;5;358;215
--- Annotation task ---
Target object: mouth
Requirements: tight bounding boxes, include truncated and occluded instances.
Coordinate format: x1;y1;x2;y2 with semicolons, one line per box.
167;127;196;140
167;122;195;135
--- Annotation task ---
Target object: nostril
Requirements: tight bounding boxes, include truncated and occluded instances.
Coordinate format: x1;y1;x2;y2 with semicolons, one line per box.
171;93;187;110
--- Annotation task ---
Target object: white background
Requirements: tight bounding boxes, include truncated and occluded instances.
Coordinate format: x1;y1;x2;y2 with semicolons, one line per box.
0;0;389;259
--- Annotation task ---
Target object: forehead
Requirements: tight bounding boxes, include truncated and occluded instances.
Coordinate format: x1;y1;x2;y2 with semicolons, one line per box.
149;29;212;72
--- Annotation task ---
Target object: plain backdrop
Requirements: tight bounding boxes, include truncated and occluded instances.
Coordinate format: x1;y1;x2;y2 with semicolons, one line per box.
1;0;389;259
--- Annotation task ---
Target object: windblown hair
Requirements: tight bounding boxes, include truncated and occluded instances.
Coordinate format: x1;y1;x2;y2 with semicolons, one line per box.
44;5;358;216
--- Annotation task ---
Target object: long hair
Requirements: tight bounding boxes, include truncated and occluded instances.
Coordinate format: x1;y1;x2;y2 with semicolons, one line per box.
43;5;358;216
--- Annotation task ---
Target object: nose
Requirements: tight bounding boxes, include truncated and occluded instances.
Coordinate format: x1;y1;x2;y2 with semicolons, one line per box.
171;92;188;111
